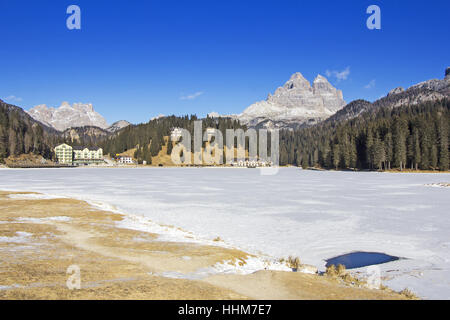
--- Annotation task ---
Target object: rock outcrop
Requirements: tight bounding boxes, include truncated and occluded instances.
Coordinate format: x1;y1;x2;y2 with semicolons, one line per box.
107;120;131;132
325;68;450;124
388;87;405;96
409;68;450;96
237;72;346;129
27;102;109;131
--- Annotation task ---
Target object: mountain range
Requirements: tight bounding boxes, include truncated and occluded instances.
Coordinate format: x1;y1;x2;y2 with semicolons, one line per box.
235;72;346;129
1;67;448;167
26;102;130;132
23;68;450;133
325;68;449;124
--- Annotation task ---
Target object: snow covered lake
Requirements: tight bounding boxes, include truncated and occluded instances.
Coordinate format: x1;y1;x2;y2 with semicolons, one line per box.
0;167;449;299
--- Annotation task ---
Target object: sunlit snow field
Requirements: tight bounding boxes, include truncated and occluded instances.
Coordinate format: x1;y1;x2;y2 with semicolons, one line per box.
0;167;449;299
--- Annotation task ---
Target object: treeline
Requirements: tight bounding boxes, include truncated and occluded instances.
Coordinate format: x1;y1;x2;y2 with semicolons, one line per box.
280;99;449;170
0;101;60;162
101;115;246;164
2;97;448;171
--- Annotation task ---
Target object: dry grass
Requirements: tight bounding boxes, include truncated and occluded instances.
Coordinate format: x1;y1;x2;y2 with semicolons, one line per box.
287;256;301;269
324;264;419;300
117;136;254;167
0;190;413;300
399;288;419;300
326;264;370;287
325;264;338;277
4;153;53;166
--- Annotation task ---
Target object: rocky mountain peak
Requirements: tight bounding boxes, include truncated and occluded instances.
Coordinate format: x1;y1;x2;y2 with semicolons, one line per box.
313;74;328;83
409;68;450;96
289;72;307;81
282;72;311;91
237;72;346;129
388;87;405;96
73;102;94;113
313;74;339;95
27;102;109;131
107;120;131;132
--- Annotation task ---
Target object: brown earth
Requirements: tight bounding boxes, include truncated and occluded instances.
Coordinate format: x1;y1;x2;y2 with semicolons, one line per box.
4;153;55;167
0;191;410;300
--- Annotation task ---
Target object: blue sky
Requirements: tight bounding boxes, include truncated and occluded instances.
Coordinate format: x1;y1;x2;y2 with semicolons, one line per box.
1;0;449;124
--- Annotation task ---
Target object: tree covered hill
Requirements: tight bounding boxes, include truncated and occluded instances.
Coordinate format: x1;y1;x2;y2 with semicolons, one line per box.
280;98;449;171
1;87;449;171
100;115;247;164
0;100;62;162
62;126;111;147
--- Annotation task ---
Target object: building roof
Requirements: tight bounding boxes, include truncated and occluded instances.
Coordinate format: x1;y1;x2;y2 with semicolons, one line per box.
73;146;102;151
55;143;72;148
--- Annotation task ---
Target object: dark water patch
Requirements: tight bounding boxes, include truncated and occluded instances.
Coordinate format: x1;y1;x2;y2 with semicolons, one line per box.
325;251;400;269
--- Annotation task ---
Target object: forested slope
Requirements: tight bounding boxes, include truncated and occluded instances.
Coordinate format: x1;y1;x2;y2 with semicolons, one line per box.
280;99;449;170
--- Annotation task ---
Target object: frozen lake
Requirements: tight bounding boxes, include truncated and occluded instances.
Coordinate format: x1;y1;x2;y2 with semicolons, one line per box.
0;167;449;299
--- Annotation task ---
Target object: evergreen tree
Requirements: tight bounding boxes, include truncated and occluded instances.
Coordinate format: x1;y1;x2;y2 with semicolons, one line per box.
438;117;449;171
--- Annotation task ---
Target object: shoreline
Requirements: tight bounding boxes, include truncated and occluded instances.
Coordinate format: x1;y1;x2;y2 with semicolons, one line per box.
1;167;449;298
2;164;449;174
0;189;411;299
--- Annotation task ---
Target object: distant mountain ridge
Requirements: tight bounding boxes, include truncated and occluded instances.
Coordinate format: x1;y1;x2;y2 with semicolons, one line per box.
107;120;131;132
235;72;346;129
26;101;131;134
1;99;134;163
326;68;450;124
27;102;109;131
2;67;449;168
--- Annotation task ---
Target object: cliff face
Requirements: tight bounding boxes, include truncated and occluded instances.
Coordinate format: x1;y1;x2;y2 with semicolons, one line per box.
27;102;109;131
238;72;346;129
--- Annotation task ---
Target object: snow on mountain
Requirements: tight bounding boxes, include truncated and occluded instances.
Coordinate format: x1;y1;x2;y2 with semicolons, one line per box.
27;102;109;131
150;114;165;121
207;112;221;118
237;72;346;128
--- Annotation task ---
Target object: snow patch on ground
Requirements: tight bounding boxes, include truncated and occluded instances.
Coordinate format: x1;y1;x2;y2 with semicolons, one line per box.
1;168;449;298
212;256;292;274
153;256;292;280
0;231;33;243
15;216;72;223
425;182;450;188
8;193;67;200
116;213;241;249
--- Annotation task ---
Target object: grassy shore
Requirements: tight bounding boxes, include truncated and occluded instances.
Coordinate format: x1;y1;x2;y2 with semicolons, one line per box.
0;190;411;300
